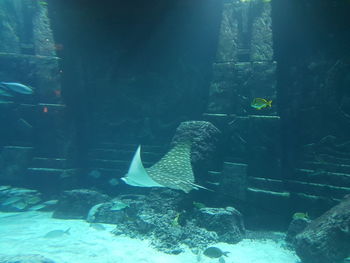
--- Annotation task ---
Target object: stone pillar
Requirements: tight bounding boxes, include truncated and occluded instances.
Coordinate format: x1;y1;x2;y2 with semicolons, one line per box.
204;0;289;229
0;0;76;190
0;0;64;148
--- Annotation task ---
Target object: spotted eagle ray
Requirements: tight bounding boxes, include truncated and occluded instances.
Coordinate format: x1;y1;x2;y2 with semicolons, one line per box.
121;141;208;193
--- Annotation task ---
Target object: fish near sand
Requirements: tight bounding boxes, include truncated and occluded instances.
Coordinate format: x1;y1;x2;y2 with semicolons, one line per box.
203;247;230;258
251;98;272;110
0;82;33;95
121;141;209;193
89;223;106;231
44;228;70;238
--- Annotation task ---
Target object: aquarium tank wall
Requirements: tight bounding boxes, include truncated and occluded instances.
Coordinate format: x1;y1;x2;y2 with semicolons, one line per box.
0;0;349;263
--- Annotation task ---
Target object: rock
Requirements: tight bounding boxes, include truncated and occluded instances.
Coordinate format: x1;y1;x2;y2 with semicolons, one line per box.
295;195;350;263
52;189;110;219
285;218;310;244
0;254;56;263
0;186;42;211
98;189;244;254
171;121;221;165
194;207;245;243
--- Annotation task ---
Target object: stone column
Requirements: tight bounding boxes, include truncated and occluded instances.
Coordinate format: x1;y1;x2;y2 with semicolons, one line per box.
0;0;76;191
204;0;289;229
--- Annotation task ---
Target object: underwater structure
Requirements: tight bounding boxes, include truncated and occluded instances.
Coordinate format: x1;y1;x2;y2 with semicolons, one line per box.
0;0;76;195
0;0;349;234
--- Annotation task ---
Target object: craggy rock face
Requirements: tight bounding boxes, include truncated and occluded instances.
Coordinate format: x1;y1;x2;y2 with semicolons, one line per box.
89;189;244;254
285;217;310;245
171;121;221;167
194;206;245;244
294;195;350;263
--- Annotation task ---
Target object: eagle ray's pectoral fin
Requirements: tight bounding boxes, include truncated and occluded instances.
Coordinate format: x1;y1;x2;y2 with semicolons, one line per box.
121;145;165;188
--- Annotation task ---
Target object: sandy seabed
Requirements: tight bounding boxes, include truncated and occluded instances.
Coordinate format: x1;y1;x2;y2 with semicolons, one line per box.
0;211;300;263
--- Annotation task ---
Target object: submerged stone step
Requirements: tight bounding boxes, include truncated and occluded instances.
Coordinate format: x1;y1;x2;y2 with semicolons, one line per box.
26;168;65;177
285;179;350;200
31;157;68;169
289;192;340;217
248;177;285;192
246;188;290;212
294;168;350;188
318;148;350;159
2;146;34;151
304;154;350;166
300;161;350;174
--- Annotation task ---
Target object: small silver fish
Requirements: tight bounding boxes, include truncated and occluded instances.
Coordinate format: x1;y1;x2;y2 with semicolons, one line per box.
89;170;101;179
29;204;46;211
0;82;33;95
25;195;41;205
110;201;129;211
43;199;58;205
89;223;106;231
206;181;220;186
108;178;119;186
0;89;12;97
44;228;70;238
2;196;22;206
29;199;58;211
11;201;27;210
0;185;11;191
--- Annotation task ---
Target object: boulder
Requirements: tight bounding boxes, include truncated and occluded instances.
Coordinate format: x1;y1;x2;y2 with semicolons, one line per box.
194;207;245;243
0;186;41;211
295;195;350;263
53;189;110;219
285;217;310;244
93;189;242;254
171;121;221;165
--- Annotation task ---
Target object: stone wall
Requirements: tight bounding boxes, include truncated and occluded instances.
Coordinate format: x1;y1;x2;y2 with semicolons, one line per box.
0;0;76;193
205;0;350;229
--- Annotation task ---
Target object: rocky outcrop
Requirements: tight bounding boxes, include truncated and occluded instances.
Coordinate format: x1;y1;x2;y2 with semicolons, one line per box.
89;189;245;254
294;195;350;263
285;217;310;245
171;121;221;164
53;189;110;219
194;207;245;243
0;186;41;211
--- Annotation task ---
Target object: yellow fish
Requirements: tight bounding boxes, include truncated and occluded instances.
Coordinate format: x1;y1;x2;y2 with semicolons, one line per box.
251;98;272;110
292;212;309;220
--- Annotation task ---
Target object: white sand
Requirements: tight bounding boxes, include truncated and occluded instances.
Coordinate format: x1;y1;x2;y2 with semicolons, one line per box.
0;211;300;263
